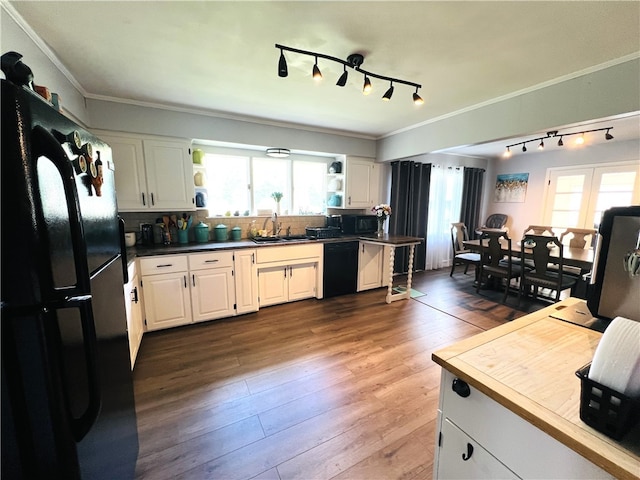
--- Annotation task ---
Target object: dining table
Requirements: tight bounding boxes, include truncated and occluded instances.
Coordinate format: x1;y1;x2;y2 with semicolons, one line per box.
463;238;595;274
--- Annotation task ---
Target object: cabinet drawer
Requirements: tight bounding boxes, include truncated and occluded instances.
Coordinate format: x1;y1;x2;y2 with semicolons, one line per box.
437;418;518;479
256;244;322;264
189;251;234;270
440;370;612;479
139;255;188;275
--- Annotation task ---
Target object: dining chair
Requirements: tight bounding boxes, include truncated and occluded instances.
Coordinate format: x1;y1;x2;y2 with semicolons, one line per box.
476;230;522;303
450;222;481;277
519;234;577;303
559;228;597;249
476;213;509;235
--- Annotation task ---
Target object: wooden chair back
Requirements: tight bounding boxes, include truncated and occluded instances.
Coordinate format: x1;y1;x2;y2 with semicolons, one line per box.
559;228;596;249
523;225;555;236
521;234;564;276
451;222;470;254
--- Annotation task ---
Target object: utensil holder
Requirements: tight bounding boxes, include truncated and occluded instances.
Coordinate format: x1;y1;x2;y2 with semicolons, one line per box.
177;229;188;244
575;363;640;440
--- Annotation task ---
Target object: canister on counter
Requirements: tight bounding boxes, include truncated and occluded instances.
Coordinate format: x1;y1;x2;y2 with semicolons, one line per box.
195;222;210;243
231;226;242;241
214;224;228;242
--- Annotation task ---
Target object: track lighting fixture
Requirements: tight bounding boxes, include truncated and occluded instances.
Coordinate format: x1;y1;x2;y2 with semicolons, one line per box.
336;65;348;87
503;127;614;156
312;57;322;81
266;148;290;158
278;48;288;78
362;75;372;95
275;44;423;105
382;82;394;101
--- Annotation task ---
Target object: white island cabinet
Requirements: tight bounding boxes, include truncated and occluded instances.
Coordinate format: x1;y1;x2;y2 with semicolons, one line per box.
432;299;632;479
95;131;195;211
357;241;384;291
123;261;143;368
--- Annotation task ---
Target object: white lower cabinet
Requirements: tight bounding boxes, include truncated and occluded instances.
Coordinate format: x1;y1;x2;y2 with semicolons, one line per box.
357;241;384;291
258;262;317;307
141;257;192;331
434;370;613;479
123;262;143;368
189;252;235;322
234;249;259;314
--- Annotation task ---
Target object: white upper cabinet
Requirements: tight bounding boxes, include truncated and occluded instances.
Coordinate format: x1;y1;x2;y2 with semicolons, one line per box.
96;131;195;212
344;156;379;209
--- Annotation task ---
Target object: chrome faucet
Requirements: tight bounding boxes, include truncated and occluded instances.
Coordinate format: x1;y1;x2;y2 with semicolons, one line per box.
263;212;278;236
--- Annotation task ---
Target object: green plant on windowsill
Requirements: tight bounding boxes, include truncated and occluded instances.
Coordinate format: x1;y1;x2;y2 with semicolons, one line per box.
271;192;283;202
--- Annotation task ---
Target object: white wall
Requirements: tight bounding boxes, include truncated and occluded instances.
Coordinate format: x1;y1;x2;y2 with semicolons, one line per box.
485;138;640;239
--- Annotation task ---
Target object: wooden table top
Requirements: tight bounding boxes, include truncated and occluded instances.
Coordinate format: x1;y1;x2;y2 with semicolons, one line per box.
464;238;594;271
432;298;640;479
359;234;423;246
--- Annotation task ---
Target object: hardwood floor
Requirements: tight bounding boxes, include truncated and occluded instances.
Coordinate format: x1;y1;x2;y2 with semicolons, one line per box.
132;268;549;480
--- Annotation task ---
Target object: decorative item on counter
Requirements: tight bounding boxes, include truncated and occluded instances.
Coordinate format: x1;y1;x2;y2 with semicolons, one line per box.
329;161;342;174
214;224;228;242
141;224;154;245
372;203;392;237
231;226;242;241
195;222;209;243
192;148;205;164
124;232;136;247
271;191;283;215
177;229;189;244
249;220;258;238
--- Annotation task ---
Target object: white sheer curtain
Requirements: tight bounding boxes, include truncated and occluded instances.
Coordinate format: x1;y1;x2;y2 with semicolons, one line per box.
425;165;464;270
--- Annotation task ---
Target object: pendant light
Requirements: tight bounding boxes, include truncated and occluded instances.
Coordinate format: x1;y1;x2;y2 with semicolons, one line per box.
278;48;288;77
312;57;322;81
362;75;372;95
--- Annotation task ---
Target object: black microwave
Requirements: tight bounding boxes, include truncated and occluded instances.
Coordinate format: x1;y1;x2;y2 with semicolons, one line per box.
341;215;378;234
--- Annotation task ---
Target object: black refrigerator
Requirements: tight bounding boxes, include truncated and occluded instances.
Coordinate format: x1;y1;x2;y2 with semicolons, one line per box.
1;78;138;478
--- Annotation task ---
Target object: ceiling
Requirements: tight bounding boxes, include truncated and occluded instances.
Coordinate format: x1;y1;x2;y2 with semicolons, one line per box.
7;1;640;156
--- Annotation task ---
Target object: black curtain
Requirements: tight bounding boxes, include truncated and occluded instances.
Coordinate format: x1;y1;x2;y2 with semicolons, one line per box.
389;161;431;273
460;168;485;239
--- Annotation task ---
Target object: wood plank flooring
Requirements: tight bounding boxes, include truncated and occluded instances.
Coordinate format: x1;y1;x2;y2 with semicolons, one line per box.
133;268;549;480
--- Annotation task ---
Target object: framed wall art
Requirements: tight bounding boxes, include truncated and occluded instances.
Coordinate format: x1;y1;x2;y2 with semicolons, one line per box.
495;173;529;203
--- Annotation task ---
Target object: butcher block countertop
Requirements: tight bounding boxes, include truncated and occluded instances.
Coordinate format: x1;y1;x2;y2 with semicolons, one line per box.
432;298;640;480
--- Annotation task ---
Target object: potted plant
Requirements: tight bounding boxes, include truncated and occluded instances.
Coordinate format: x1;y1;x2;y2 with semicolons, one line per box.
271;191;283;214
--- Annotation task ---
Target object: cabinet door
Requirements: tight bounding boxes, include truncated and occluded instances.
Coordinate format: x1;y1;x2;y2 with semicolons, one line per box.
345;157;375;208
288;263;317;301
190;267;235;322
143;139;195;211
437;418;518;479
235;250;259;314
142;272;192;331
102;135;147;211
124;272;144;369
358;242;383;291
258;266;287;307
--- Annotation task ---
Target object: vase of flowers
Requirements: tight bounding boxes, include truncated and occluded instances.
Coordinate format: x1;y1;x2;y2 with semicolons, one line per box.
372;203;391;237
271;192;283;214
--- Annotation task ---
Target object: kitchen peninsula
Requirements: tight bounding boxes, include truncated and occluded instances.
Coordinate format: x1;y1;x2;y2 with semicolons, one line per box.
431;298;640;479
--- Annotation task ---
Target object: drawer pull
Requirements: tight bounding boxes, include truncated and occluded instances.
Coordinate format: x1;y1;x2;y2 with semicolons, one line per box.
462;443;474;461
205;259;219;263
452;378;470;398
156;263;173;268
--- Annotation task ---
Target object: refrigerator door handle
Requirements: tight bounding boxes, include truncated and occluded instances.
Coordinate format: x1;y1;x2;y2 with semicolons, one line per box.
31;125;91;296
118;216;129;284
59;295;101;441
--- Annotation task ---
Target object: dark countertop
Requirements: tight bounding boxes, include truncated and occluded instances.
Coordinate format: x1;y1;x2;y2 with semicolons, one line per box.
126;235;365;263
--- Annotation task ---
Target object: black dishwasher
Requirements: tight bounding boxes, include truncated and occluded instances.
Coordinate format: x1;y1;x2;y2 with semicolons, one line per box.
323;241;359;298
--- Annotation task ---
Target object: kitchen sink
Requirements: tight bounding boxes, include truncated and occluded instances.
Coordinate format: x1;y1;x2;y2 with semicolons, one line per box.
251;235;310;243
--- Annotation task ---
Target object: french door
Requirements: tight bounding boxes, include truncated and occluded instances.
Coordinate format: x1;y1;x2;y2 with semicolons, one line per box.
544;161;639;229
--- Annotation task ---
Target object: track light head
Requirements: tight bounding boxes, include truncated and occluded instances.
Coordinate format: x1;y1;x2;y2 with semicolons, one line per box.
363;75;372;95
278;49;288;77
413;88;424;105
538;140;544;150
605;129;614;140
575;134;585;145
503;146;512;158
557;137;564;147
382;83;394;101
336;67;348;87
522;144;527;152
312;57;322;81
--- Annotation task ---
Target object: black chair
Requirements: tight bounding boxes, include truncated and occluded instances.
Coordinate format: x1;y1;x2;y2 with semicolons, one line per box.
519;234;577;303
476;230;522;303
450;222;481;277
